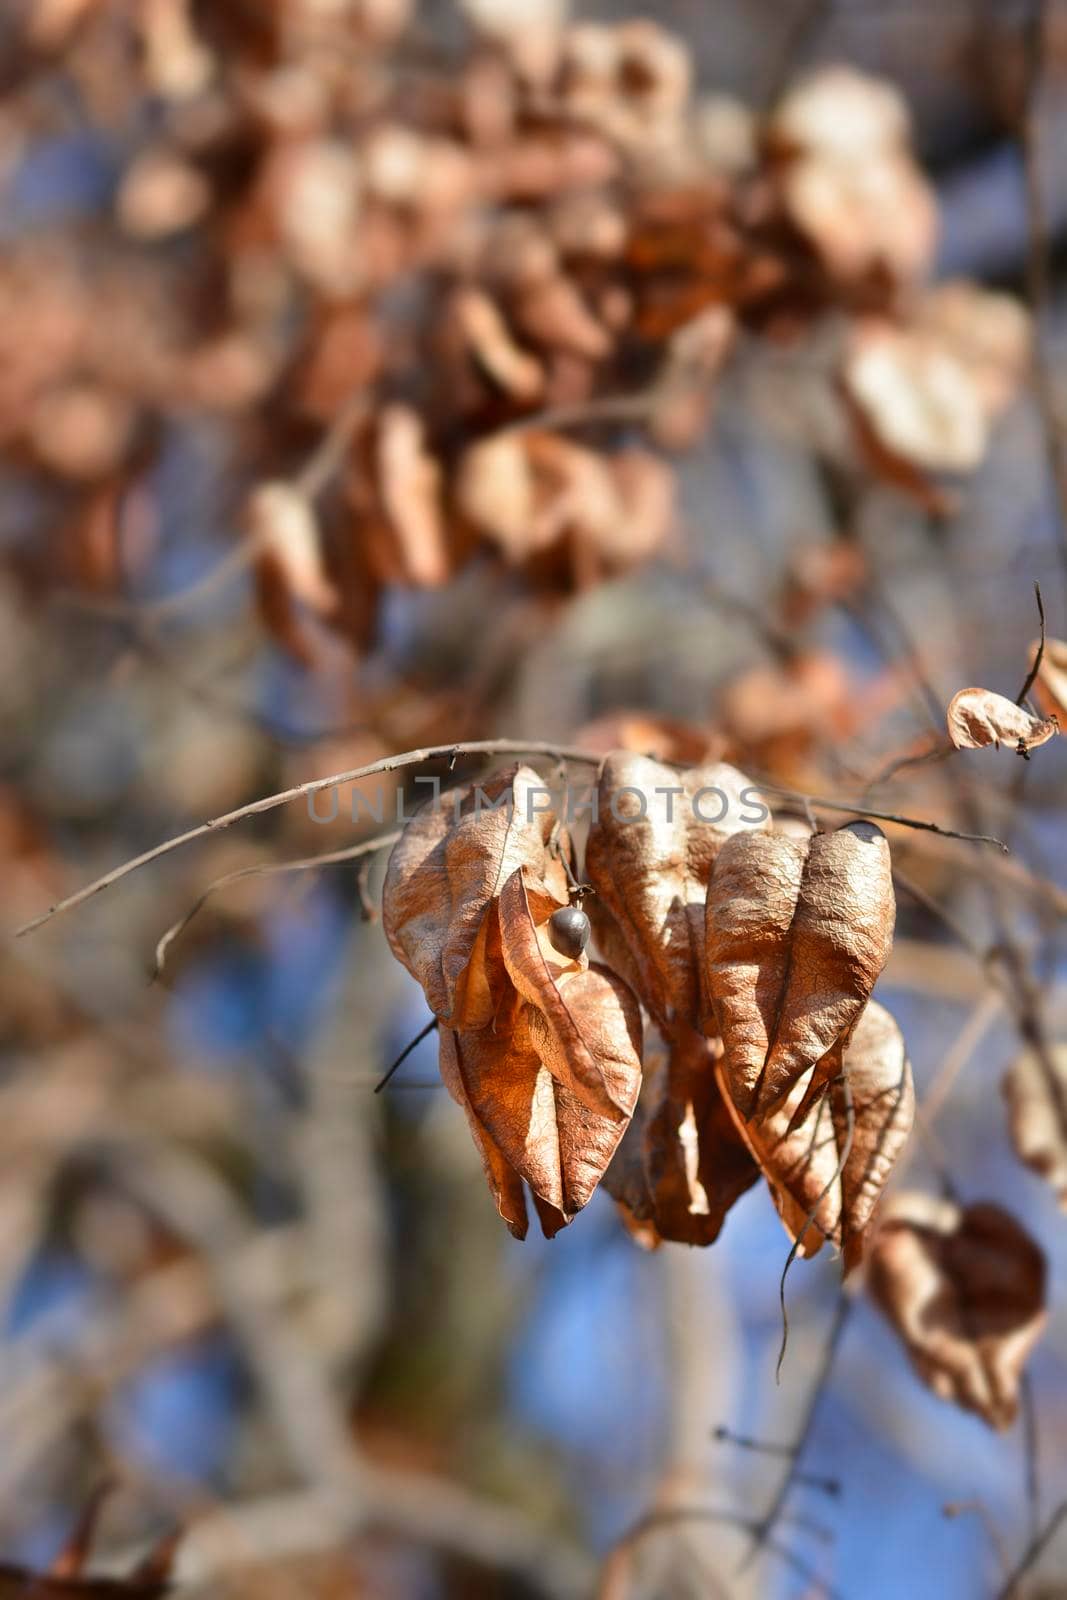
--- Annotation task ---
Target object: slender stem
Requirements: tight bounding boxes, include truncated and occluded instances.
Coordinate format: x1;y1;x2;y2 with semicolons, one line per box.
755;781;1008;852
1015;581;1047;708
17;742;1011;938
711;1427;840;1496
15;741;601;937
776;1073;854;1383
152;833;400;980
995;1499;1067;1599
598;1504;843;1600
375;1017;439;1094
746;1291;854;1564
943;1501;1010;1577
1021;1372;1041;1551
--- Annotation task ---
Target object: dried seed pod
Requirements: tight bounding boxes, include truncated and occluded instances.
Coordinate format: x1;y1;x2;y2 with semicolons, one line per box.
706;820;895;1123
867;1194;1047;1430
947;687;1058;754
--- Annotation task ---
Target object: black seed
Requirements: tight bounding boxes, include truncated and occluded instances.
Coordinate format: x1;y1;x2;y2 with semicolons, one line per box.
548;905;591;960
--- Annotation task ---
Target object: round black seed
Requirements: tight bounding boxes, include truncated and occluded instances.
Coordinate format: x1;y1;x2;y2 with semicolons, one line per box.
548;905;591;960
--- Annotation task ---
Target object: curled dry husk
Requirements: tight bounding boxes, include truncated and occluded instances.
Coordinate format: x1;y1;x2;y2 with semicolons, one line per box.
585;751;769;1033
603;1023;758;1248
705;820;895;1123
382;765;642;1237
946;687;1057;755
1029;636;1067;723
1002;1041;1067;1207
718;998;913;1267
587;753;768;1243
867;1192;1047;1430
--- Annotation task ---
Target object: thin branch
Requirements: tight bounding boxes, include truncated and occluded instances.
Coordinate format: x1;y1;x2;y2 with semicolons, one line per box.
597;1503;844;1600
711;1426;840;1497
755;781;1009;852
1021;1371;1041;1552
49;1480;116;1577
375;1017;439;1093
15;741;601;936
1015;581;1047;707
19;739;1008;937
746;1290;854;1566
493;392;656;438
759;0;831;110
943;1501;1010;1577
995;1498;1067;1599
776;1070;854;1383
151;833;400;980
864;738;953;794
294;389;369;500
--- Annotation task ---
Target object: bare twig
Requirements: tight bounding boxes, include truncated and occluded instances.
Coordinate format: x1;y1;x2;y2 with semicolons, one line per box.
18;740;1008;937
597;1503;843;1600
776;1070;855;1383
754;780;1008;852
15;741;600;936
293;389;369;500
1015;581;1047;707
943;1500;1010;1577
375;1017;438;1093
151;833;400;980
494;392;657;438
996;1498;1067;1599
711;1426;840;1496
52;389;368;625
1021;1371;1041;1552
759;0;831;110
746;1290;854;1565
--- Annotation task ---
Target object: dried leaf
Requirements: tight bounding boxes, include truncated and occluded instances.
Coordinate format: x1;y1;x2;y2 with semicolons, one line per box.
842;287;1027;483
1003;1042;1067;1206
1030;635;1067;723
604;1023;758;1247
782;152;936;285
867;1193;1047;1429
843;322;988;474
454;434;539;562
460;0;567;83
116;146;211;239
440;947;641;1239
452;287;544;401
912;282;1029;417
560;21;691;153
771;67;913;162
946;687;1057;754
585;752;768;1033
498;866;636;1118
439;869;641;1235
249;482;338;617
770;67;935;285
382;765;568;1029
512;272;612;361
719;999;913;1267
363;404;450;587
455;431;672;574
706;822;895;1122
